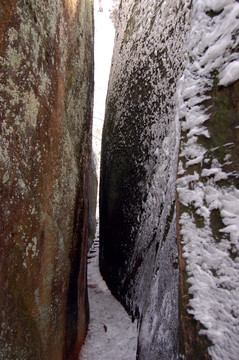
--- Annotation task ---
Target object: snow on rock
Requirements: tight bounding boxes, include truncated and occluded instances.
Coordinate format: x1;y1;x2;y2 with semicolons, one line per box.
177;1;239;359
219;61;239;87
100;0;239;358
100;0;192;359
79;226;138;360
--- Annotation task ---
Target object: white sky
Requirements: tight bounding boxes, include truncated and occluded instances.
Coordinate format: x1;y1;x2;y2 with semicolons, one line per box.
92;0;115;171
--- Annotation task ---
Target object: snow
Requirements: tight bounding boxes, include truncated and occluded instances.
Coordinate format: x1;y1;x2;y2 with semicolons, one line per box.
204;0;235;12
79;224;138;360
219;61;239;87
97;0;239;358
101;0;192;358
177;1;239;359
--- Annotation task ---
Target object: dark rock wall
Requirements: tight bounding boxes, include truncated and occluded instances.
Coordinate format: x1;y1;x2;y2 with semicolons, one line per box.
100;0;239;359
100;0;192;359
0;1;94;360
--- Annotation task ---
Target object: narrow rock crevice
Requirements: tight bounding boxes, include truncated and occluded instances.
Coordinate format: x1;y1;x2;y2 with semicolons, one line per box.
1;1;239;360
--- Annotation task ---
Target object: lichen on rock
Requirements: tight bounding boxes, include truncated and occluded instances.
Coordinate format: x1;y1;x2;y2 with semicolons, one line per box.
0;0;94;359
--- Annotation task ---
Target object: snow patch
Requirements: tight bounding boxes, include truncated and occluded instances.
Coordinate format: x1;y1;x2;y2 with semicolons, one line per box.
219;61;239;87
79;225;138;360
177;1;239;359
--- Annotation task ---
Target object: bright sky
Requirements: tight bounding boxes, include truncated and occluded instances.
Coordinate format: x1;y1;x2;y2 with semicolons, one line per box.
93;0;115;172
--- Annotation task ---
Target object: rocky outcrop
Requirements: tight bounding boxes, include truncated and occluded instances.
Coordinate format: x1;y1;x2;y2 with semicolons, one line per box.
100;0;239;359
0;1;94;360
100;0;192;359
177;2;239;359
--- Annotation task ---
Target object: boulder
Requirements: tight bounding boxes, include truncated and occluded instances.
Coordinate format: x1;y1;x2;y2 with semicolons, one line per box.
100;0;191;358
100;0;239;359
0;1;94;359
177;2;239;359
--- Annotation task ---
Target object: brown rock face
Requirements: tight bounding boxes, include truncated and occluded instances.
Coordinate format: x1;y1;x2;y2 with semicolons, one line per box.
0;1;94;359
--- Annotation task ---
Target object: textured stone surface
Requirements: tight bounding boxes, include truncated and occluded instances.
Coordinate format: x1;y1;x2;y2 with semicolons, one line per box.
176;2;239;359
100;0;191;359
100;0;239;359
88;152;98;250
0;1;94;359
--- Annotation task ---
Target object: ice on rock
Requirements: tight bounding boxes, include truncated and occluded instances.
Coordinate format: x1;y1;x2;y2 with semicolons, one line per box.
177;1;239;359
219;60;239;87
204;0;235;12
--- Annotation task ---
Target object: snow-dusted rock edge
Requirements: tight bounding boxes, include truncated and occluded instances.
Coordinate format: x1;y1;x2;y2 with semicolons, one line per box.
101;0;239;359
100;0;191;359
177;1;239;359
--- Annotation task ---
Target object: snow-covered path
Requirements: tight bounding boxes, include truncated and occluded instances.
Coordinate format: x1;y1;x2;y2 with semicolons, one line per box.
79;225;138;360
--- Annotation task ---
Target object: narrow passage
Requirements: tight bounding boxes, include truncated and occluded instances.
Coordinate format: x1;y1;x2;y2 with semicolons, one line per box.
79;224;138;360
79;1;137;358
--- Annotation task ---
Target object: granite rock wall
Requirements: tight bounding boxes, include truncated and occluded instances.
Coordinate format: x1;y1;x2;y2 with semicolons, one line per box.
100;0;192;359
0;1;94;359
176;2;239;359
100;0;239;359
